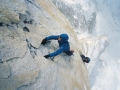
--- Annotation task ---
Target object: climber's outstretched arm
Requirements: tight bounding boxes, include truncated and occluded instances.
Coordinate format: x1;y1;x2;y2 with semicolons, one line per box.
46;35;59;40
48;45;66;57
41;35;59;45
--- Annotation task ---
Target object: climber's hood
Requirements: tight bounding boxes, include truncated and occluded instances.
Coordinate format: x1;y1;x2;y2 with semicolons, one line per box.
60;34;69;42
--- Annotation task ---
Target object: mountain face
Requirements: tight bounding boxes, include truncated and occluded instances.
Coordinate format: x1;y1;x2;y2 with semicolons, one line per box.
0;0;90;90
52;0;120;90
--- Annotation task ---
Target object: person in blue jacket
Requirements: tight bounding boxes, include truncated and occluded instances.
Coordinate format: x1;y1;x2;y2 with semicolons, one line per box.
41;33;74;59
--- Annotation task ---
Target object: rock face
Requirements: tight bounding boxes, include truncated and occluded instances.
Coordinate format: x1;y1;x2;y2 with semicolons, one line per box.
0;0;90;90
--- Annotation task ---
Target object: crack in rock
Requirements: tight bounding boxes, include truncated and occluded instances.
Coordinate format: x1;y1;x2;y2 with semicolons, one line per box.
26;39;37;58
23;27;30;32
0;26;27;62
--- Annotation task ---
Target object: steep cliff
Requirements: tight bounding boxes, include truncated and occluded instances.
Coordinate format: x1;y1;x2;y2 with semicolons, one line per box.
0;0;90;90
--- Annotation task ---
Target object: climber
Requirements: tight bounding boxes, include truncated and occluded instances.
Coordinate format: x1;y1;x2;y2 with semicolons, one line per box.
41;33;74;59
80;53;90;63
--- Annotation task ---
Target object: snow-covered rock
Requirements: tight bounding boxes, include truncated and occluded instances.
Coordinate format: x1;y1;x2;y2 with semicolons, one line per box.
0;0;90;90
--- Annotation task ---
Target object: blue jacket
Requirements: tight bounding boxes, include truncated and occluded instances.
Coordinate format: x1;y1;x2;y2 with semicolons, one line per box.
45;34;70;57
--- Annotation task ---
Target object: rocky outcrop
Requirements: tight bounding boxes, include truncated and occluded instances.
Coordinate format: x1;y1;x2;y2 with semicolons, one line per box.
0;0;27;24
0;0;90;90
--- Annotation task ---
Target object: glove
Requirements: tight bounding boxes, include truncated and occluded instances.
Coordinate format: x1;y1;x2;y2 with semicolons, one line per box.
44;55;50;58
41;38;47;45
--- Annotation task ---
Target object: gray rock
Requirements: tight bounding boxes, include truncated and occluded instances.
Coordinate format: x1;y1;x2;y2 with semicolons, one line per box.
0;0;90;90
0;0;27;23
0;62;10;79
0;50;39;90
0;26;27;62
